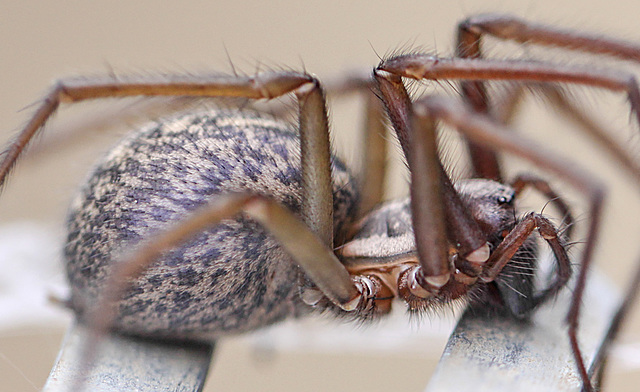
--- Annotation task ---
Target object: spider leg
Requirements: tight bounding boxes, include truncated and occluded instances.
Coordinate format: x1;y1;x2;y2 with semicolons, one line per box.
375;70;447;284
458;13;640;62
358;89;388;216
455;13;640;180
374;70;490;287
378;54;640;125
456;15;640;185
0;72;338;244
510;173;575;239
454;13;640;180
412;94;606;392
1;69;380;314
480;212;572;306
455;21;501;181
322;72;388;217
475;81;640;190
16;72;378;391
15;96;212;161
93;193;363;335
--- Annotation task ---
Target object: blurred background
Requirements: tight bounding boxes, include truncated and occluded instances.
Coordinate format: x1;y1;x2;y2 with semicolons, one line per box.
1;1;640;391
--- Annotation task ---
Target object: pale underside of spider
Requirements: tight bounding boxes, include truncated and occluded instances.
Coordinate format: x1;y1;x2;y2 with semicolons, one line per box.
3;13;640;392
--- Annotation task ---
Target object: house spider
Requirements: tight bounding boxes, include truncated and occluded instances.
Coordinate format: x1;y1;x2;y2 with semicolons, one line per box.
2;13;640;392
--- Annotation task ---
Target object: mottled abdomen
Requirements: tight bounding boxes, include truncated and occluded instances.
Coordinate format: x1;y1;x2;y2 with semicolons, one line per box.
65;108;359;341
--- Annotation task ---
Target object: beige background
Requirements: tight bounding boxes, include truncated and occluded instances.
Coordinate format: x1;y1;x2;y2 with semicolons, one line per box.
1;1;640;391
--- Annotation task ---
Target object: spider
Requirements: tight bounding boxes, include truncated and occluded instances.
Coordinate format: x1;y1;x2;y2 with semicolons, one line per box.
2;13;639;392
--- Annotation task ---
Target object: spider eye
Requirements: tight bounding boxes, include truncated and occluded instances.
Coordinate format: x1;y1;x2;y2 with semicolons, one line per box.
497;191;516;205
497;195;512;204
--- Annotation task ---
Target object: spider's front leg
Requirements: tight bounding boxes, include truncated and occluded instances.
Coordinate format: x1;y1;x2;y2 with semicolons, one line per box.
456;14;640;186
374;69;492;289
374;65;604;390
420;93;604;391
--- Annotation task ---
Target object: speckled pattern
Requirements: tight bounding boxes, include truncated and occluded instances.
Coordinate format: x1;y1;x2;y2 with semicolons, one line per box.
64;108;359;341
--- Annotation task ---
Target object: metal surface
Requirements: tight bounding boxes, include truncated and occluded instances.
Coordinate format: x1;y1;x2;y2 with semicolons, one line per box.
425;270;619;391
42;322;214;392
39;267;618;392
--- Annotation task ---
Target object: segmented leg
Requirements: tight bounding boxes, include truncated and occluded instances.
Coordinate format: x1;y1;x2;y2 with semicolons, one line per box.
374;70;490;288
454;18;640;386
0;72;334;243
456;19;501;181
388;52;640;188
510;173;575;239
450;13;638;180
72;193;369;392
376;54;606;387
93;193;368;334
480;212;572;302
456;13;640;115
457;15;640;187
322;72;388;217
458;13;640;62
380;54;640;108
358;90;388;216
411;94;605;392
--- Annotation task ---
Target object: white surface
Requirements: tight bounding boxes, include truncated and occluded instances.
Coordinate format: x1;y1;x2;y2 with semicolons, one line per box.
0;223;71;330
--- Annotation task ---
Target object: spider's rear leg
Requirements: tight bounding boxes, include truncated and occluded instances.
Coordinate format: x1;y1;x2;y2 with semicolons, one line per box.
0;72;336;244
4;68;378;350
71;193;373;392
92;193;371;335
322;72;389;218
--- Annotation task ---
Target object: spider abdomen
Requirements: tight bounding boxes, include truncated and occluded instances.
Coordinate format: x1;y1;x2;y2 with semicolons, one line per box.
64;108;359;340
